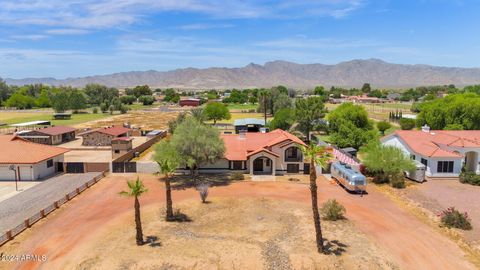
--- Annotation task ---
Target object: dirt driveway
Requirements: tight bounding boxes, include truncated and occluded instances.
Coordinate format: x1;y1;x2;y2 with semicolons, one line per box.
0;174;476;270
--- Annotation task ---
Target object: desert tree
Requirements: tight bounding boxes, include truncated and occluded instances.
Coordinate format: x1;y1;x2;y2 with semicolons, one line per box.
299;143;332;254
376;121;391;135
153;140;180;221
190;107;206;123
119;177;148;245
204;102;231;125
171;117;225;178
294;96;326;142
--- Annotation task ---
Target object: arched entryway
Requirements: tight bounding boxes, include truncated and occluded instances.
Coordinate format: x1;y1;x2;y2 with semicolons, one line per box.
465;151;479;173
252;157;273;175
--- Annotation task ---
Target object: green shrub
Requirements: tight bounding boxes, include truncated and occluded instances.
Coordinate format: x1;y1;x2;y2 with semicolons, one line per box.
459;171;480;186
439;207;472;230
230;172;245;180
399;118;415;130
92;107;98;114
390;174;406;189
320;199;346;221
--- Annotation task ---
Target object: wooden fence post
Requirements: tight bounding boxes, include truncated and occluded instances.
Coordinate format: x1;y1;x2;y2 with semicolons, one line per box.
66;194;69;201
24;219;30;228
40;209;45;218
6;230;12;240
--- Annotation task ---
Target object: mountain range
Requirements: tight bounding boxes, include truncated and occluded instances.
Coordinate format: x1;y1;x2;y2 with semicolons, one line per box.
4;59;480;89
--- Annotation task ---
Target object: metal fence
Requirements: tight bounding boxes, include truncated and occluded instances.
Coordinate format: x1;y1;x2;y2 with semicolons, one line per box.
0;172;106;247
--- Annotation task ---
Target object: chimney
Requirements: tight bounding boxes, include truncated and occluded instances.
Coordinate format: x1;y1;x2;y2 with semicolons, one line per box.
422;124;430;133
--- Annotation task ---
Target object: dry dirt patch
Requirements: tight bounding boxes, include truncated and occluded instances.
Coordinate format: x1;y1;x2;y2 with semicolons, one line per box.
66;197;397;270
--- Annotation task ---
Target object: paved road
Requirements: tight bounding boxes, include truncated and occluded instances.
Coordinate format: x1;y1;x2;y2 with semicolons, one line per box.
3;174;475;270
0;172;102;233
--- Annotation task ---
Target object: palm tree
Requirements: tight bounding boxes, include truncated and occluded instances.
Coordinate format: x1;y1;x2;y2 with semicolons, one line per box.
299;143;332;253
119;177;148;245
259;90;270;125
153;140;180;221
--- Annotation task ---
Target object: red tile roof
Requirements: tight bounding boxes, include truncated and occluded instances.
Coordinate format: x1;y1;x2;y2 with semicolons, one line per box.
221;129;306;161
35;126;76;136
384;130;480;158
0;135;69;164
79;126;131;137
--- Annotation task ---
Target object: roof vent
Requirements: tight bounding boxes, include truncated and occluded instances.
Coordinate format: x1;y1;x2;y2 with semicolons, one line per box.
422;124;430;133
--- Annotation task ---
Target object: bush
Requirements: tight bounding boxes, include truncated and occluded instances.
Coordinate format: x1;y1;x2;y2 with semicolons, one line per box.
439;207;472;230
230;172;245;180
197;183;209;203
92;107;98;114
390;174;406;189
376;121;391;135
320;199;346;221
399;118;415;130
459;171;480;186
138;95;155;105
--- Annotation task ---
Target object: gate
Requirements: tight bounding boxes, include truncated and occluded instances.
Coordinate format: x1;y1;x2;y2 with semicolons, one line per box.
65;162;85;173
112;162;137;173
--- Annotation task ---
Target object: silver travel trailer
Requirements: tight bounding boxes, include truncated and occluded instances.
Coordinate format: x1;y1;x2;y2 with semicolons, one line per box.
331;162;367;193
405;160;426;182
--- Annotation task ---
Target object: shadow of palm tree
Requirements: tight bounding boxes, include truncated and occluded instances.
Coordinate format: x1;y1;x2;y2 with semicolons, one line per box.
164;173;236;190
323;239;348;256
145;235;162;247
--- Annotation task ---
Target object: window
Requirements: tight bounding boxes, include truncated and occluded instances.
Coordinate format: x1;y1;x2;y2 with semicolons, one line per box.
287;164;299;173
285;147;301;161
410;154;416;160
421;158;428;167
114;150;120;154
437;161;454;173
265;159;271;166
47;159;53;168
232;161;243;170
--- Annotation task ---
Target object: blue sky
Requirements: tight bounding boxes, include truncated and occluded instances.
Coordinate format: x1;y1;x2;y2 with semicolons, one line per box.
0;0;479;78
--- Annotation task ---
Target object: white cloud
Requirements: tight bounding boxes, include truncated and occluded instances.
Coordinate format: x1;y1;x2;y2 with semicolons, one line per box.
45;28;91;35
177;23;234;30
10;34;49;40
0;0;366;30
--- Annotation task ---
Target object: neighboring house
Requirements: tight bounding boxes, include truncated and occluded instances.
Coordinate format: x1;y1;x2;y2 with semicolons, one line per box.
233;118;266;134
111;137;133;159
381;126;480;180
179;98;201;107
347;95;385;103
79;126;131;146
0;135;69;181
17;126;76;145
196;129;307;175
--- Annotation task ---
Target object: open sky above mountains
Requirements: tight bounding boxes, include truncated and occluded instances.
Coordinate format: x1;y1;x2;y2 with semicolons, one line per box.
0;0;479;79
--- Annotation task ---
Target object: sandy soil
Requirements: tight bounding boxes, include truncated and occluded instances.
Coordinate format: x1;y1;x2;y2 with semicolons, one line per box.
402;180;480;250
73;110;180;131
0;174;476;270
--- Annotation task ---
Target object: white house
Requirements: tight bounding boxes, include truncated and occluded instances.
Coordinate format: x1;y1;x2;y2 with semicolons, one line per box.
0;135;69;181
195;129;308;175
381;126;480;180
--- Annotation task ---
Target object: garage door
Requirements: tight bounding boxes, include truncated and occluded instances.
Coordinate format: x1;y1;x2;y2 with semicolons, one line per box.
0;166;15;181
19;166;33;181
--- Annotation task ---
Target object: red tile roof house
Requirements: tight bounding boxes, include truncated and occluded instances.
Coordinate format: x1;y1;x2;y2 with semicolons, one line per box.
78;126;132;146
196;129;308;175
16;126;76;145
381;126;480;180
0;135;69;181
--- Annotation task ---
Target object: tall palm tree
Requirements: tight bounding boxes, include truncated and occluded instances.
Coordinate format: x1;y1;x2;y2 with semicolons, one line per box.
153;140;180;221
119;177;148;245
259;90;270;125
299;143;332;253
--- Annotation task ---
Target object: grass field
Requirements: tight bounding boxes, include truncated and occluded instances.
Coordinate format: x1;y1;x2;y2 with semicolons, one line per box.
226;103;258;111
0;111;111;127
127;102;161;111
326;102;414;121
208;112;271;125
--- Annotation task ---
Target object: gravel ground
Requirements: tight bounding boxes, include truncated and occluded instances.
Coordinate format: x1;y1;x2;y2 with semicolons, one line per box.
0;172;102;233
404;180;480;247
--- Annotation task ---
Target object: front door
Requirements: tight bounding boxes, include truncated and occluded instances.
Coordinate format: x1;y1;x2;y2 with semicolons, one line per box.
253;158;263;171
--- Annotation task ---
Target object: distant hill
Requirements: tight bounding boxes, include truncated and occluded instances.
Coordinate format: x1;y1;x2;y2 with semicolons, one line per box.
4;59;480;89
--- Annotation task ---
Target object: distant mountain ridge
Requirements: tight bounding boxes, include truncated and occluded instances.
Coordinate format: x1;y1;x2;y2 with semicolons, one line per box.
4;59;480;89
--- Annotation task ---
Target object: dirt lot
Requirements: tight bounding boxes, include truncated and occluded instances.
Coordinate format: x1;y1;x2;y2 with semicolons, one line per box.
403;180;480;250
0;174;476;270
64;150;112;162
73;109;181;131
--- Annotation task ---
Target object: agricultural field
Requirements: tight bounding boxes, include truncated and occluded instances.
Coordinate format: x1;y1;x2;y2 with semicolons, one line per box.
326;102;414;121
226;103;258;111
0;110;111;128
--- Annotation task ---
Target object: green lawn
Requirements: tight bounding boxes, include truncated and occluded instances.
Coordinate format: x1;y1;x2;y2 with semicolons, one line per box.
227;103;258;111
128;102;160;110
0;111;111;127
